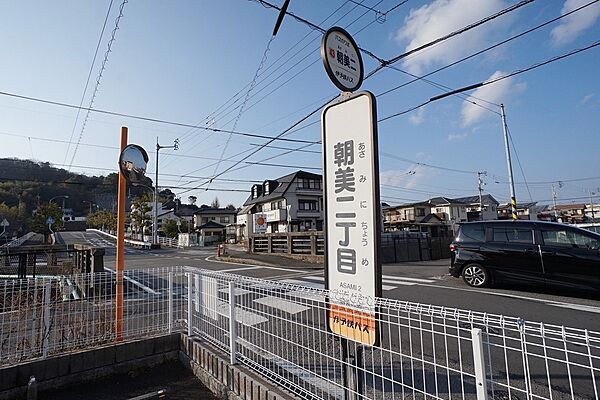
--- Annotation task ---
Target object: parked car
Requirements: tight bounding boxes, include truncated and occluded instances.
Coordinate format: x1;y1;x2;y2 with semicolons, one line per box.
449;220;600;293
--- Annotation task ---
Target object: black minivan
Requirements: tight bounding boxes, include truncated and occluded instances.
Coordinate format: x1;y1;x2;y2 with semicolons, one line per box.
449;220;600;293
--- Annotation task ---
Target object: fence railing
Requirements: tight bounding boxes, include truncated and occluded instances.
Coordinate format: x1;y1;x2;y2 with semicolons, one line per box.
1;267;598;400
158;237;178;248
0;232;37;249
250;232;324;256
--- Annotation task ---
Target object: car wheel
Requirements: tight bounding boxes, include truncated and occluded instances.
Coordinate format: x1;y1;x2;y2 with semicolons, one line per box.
462;263;490;288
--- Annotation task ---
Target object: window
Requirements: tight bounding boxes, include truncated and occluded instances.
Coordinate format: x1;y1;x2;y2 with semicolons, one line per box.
542;228;600;249
220;216;230;223
298;200;317;211
436;207;445;213
492;227;533;244
298;178;320;189
416;208;425;217
456;224;486;242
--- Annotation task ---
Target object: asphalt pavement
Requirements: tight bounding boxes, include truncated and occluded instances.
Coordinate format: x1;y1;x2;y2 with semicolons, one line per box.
55;231;600;331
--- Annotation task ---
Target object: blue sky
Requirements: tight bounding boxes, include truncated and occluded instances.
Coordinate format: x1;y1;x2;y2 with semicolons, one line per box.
0;0;598;208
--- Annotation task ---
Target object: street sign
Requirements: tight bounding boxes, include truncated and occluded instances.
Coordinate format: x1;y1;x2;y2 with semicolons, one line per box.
322;91;381;346
254;213;267;234
46;216;55;225
320;26;364;93
0;219;9;227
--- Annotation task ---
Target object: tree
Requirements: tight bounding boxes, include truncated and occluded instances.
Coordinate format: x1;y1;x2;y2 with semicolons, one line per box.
161;219;189;238
86;210;116;231
130;198;152;235
188;196;197;205
225;203;237;211
211;197;220;208
30;203;63;234
0;203;19;237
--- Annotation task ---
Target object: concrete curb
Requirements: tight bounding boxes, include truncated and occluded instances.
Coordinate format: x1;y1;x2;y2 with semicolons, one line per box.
179;334;297;400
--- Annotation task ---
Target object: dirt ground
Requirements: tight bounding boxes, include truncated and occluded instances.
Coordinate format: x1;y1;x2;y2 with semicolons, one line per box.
41;360;217;400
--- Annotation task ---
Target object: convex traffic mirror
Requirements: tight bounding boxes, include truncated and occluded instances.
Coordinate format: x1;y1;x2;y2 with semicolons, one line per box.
119;144;149;183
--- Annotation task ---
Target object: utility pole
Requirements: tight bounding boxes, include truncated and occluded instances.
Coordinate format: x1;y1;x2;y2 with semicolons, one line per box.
477;171;486;220
590;190;596;226
552;184;559;222
500;104;517;220
154;137;179;246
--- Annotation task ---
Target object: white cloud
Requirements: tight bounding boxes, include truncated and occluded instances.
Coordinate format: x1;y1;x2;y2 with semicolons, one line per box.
579;93;594;106
394;0;508;74
551;0;600;46
448;132;468;141
409;107;425;125
460;71;526;127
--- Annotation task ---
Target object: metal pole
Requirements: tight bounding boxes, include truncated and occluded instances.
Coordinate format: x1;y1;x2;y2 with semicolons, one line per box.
500;104;517;220
477;172;484;221
590;190;596;226
168;272;174;334
471;328;490;400
42;281;51;358
115;126;128;342
228;281;237;365
187;273;193;337
552;184;558;221
341;339;363;400
154;137;159;246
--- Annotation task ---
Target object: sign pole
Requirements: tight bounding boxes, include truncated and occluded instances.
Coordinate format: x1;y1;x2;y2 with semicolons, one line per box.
320;26;380;400
116;126;128;342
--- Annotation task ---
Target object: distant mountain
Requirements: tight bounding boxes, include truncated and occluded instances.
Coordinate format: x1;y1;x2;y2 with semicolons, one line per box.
0;158;152;216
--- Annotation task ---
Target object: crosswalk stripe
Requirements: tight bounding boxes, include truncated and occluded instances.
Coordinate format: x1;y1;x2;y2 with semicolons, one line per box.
299;275;411;290
254;296;310;314
382;275;435;283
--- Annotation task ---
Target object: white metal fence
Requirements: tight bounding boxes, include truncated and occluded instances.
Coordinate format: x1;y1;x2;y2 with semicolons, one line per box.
1;266;598;400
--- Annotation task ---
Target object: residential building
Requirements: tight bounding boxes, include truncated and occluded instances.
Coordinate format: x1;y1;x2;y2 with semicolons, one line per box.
428;197;469;223
238;171;323;238
383;202;431;228
451;195;499;222
193;206;237;241
553;203;587;224
497;202;539;220
584;202;599;223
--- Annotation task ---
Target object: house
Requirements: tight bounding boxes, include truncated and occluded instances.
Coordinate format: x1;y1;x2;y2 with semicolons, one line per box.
193;206;237;242
383;202;431;229
584;202;599;223
428;197;469;223
553;203;587;224
451;195;499;221
238;171;323;238
497;202;539;220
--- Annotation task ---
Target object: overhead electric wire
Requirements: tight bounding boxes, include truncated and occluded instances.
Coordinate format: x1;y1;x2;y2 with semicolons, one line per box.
379;0;599;98
62;0;114;166
379;39;600;123
506;125;534;202
67;0;128;170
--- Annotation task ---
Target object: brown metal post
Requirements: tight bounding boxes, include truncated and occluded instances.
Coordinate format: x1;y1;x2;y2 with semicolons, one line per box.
115;127;128;341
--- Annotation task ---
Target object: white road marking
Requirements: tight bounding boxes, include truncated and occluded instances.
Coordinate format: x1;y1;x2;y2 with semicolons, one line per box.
254;296;311;314
104;267;160;295
382;275;435;283
216;301;269;326
300;275;402;290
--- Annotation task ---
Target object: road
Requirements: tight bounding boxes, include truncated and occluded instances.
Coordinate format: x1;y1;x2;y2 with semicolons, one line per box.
55;231;600;331
53;230;600;398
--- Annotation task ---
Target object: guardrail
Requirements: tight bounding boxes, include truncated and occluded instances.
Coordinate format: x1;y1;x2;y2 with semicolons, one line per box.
0;232;37;248
158;237;178;248
87;228;153;249
1;267;598;399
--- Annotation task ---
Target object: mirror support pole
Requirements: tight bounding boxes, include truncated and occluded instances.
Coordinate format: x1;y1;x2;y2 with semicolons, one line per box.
115;126;128;342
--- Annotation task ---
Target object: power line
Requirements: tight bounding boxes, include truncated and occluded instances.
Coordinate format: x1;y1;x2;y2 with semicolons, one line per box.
67;0;128;170
63;0;114;166
378;0;599;99
380;39;600;123
380;152;478;175
367;0;535;79
0;90;322;144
